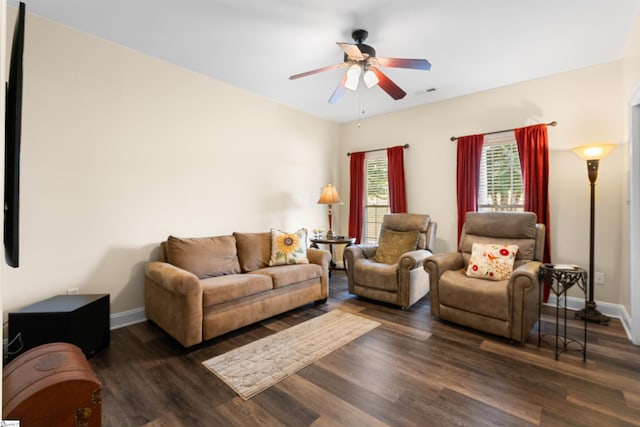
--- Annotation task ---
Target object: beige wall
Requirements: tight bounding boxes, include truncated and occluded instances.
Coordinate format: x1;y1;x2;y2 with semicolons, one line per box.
338;61;627;306
3;8;639;325
1;12;339;316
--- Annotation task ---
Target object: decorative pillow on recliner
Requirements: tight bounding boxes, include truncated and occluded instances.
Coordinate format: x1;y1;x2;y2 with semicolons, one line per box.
466;243;519;281
268;228;309;266
374;228;420;264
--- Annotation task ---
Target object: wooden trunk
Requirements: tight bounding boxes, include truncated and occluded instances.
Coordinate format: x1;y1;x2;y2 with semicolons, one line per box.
3;342;102;426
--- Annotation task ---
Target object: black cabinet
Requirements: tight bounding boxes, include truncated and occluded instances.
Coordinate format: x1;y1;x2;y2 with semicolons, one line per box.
7;294;110;362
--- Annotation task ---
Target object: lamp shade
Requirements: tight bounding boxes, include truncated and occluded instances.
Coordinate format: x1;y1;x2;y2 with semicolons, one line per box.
317;184;342;205
572;143;615;160
344;65;361;91
363;69;379;88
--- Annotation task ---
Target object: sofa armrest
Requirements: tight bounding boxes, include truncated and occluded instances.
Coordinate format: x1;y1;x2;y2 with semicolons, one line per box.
307;248;331;299
144;262;203;347
145;262;201;296
307;247;331;268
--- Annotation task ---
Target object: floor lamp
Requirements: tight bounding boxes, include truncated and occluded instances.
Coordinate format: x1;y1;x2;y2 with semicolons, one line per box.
317;184;342;239
572;143;615;325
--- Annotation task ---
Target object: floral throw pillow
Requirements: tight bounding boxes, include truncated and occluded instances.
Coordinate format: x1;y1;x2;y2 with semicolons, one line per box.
268;228;309;266
466;243;519;281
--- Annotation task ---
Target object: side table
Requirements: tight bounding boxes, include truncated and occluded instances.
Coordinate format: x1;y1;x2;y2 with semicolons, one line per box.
538;264;587;361
310;237;356;276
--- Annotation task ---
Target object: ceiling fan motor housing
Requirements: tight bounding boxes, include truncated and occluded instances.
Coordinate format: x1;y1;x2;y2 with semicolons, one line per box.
351;29;376;59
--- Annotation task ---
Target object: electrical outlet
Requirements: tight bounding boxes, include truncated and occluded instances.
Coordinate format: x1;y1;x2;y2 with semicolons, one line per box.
595;272;605;286
67;287;80;295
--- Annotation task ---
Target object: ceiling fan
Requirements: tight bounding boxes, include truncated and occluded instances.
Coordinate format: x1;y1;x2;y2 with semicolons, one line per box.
289;29;431;104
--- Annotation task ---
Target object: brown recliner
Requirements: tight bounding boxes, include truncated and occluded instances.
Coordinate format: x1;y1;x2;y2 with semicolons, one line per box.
424;211;545;342
344;213;437;309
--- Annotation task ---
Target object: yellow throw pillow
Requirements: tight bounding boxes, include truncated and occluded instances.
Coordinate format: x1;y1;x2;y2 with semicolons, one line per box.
374;228;420;264
466;243;519;281
268;228;309;266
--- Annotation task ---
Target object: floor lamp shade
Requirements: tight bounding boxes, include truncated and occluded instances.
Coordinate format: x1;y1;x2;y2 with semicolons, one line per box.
572;143;615;324
317;184;342;238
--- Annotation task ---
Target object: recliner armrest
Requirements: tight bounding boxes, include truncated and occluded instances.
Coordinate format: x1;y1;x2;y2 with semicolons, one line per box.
145;261;201;296
344;244;378;263
423;252;465;279
509;261;542;292
399;249;433;269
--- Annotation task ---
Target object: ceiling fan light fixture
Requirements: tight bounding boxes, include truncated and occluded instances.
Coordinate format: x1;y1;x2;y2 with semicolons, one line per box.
363;69;379;88
345;64;361;90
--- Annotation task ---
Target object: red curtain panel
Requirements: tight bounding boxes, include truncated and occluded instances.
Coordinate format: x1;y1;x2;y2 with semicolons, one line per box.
515;124;552;301
387;145;407;213
348;151;366;243
456;134;484;242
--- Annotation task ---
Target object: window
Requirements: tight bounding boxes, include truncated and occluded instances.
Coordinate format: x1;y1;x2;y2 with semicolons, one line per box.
363;154;389;244
478;134;524;212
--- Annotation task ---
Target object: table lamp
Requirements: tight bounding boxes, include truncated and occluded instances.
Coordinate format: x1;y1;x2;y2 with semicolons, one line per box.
317;184;342;239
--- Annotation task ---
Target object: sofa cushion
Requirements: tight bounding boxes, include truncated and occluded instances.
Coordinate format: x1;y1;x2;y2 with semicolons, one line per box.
166;235;240;279
201;273;273;307
439;269;510;320
253;264;322;289
233;232;271;272
268;228;309;266
466;243;518;281
374;228;419;264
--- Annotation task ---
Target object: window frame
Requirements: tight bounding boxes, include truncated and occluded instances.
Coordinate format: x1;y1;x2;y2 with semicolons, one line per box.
477;132;525;212
362;152;390;244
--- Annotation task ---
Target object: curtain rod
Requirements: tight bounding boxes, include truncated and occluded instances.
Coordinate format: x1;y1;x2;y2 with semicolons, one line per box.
347;143;409;156
450;121;557;142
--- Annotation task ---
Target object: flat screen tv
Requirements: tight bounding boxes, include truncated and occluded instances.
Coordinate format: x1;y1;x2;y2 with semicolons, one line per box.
4;2;25;268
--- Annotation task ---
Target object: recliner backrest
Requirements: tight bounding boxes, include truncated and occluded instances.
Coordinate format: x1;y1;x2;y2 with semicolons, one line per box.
380;213;435;251
459;211;543;267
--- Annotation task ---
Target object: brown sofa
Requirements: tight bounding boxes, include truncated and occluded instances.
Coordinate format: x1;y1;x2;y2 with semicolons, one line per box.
144;232;331;347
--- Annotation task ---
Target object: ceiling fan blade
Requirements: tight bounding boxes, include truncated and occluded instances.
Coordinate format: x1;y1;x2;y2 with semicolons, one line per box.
328;73;348;104
374;57;431;71
289;63;344;80
336;42;365;61
369;67;406;100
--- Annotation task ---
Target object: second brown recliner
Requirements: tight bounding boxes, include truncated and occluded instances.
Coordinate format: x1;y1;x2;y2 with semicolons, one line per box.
424;211;545;342
344;213;437;309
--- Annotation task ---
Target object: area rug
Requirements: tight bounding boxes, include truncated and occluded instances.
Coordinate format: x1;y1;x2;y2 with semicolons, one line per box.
202;310;380;400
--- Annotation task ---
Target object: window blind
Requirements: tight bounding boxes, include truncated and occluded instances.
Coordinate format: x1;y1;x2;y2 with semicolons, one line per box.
478;134;524;212
363;155;390;244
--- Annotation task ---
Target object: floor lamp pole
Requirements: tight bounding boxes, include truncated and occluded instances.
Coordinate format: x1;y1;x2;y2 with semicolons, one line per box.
575;159;610;325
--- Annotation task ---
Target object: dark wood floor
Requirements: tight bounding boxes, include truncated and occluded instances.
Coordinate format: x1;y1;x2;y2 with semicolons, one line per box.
89;272;640;427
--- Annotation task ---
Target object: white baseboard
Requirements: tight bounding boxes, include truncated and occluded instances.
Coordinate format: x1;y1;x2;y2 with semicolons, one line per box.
545;295;633;342
111;300;636;345
110;307;147;330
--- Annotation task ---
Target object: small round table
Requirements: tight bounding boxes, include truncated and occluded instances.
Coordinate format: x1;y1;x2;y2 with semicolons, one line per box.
538;264;588;361
310;237;356;276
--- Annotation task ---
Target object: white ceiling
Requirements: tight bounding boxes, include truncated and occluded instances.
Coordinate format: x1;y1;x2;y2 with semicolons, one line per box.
10;0;640;123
